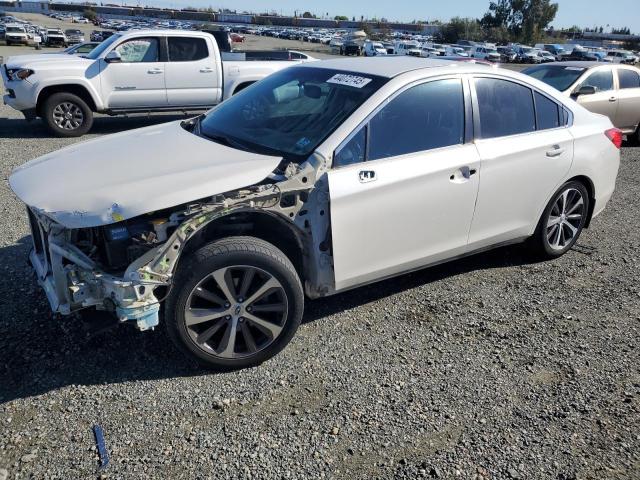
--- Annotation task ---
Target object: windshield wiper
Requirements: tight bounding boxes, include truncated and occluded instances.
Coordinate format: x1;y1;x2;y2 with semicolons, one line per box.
201;129;254;153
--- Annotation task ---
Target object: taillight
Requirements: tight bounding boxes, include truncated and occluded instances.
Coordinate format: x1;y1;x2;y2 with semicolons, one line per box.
605;128;623;149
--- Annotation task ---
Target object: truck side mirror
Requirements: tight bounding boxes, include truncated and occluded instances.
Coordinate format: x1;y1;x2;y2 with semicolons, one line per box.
104;50;122;63
574;85;597;97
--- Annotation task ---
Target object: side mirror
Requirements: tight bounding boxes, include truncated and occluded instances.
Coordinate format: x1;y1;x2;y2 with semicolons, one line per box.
574;85;597;97
104;50;121;63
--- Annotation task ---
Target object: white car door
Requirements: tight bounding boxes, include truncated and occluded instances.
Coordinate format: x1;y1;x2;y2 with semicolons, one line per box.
99;36;167;109
328;78;481;291
165;35;222;106
468;76;574;249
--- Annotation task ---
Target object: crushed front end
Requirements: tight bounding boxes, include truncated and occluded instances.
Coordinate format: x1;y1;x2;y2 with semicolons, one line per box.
26;207;179;330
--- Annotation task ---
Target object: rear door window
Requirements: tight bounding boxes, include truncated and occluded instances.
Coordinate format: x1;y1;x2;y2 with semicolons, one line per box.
168;36;209;62
475;78;536;139
618;69;640;89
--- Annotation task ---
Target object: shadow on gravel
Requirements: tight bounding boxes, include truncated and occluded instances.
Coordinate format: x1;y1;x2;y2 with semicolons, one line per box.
0;113;193;139
304;243;543;322
0;235;545;403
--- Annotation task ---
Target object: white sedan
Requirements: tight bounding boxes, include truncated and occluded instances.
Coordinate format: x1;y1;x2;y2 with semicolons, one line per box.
10;57;620;370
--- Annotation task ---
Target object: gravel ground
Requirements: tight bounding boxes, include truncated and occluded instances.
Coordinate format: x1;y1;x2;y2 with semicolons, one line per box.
0;63;639;479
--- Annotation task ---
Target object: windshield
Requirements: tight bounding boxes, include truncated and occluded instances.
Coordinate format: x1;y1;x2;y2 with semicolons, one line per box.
7;27;24;33
66;30;81;34
523;65;586;91
86;34;122;60
199;67;388;161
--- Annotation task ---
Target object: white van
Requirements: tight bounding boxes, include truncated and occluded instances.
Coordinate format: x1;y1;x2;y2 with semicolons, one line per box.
445;45;469;57
471;45;501;62
364;41;387;57
394;41;421;56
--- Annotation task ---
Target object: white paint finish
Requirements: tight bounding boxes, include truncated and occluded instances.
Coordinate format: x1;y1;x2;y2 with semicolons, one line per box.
164;34;223;106
328;144;481;291
99;58;168;108
9;121;282;229
567;116;620;218
468;129;574;248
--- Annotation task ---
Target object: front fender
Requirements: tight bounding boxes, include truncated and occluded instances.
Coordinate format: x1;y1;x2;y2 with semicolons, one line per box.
33;70;104;111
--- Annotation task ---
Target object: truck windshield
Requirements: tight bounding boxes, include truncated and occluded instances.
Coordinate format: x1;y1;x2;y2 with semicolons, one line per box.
523;65;586;91
86;34;122;60
199;67;388;161
7;27;24;33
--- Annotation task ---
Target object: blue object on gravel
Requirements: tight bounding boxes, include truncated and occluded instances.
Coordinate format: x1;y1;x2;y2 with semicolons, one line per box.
92;425;110;470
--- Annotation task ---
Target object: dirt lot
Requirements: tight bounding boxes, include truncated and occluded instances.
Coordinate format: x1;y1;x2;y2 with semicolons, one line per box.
0;18;638;480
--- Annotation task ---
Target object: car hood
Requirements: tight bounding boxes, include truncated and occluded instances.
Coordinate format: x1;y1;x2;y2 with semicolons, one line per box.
5;53;85;67
9;121;283;229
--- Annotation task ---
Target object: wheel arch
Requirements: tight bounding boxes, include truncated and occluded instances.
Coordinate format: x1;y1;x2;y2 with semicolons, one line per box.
36;84;99;116
231;81;256;96
180;210;308;281
566;174;596;228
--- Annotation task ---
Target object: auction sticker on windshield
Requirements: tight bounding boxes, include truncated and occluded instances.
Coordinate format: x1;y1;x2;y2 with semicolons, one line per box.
327;74;373;88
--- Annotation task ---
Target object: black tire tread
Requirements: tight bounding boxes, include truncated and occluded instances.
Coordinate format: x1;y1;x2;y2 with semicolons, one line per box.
165;236;303;371
41;92;93;137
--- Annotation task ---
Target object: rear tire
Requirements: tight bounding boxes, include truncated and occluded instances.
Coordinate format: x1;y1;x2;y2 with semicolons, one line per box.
41;92;93;137
165;236;304;371
530;181;590;259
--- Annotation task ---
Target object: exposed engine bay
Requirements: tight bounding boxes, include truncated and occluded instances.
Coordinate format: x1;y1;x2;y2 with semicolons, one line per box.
26;154;334;331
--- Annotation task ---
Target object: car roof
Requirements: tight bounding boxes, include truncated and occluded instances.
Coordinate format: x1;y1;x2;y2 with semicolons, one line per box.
298;56;468;78
538;61;601;68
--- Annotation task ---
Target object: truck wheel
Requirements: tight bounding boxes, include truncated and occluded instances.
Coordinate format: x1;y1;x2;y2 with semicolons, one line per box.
42;92;93;137
165;236;304;371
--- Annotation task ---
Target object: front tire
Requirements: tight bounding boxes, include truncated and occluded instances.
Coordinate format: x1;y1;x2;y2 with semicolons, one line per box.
530;181;589;259
165;236;304;371
42;92;93;137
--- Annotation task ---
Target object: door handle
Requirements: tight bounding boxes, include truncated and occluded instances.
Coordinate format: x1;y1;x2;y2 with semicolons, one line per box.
147;69;163;74
546;145;565;157
358;170;376;183
200;67;214;73
449;166;477;183
609;96;617;102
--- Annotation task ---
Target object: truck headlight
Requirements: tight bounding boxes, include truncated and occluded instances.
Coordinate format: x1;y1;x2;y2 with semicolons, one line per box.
8;69;34;81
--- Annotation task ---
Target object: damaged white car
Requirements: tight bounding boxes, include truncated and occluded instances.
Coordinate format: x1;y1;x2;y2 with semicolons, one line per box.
10;58;620;370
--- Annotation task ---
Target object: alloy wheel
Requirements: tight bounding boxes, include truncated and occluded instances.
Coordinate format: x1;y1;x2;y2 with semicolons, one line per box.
52;102;84;130
546;188;585;251
184;265;288;359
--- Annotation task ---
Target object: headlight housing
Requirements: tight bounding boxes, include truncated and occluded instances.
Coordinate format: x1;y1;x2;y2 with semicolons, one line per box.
7;68;34;81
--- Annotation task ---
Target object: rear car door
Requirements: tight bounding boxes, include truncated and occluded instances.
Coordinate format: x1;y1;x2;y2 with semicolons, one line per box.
614;67;640;132
328;77;481;290
99;36;167;108
468;76;574;249
165;36;222;106
575;67;618;123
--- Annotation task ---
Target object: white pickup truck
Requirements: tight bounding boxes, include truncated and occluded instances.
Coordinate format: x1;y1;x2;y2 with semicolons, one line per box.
1;29;315;136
